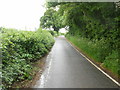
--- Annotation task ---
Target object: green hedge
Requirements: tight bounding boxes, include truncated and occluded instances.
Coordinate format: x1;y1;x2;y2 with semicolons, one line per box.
48;30;66;37
1;28;55;88
48;30;57;37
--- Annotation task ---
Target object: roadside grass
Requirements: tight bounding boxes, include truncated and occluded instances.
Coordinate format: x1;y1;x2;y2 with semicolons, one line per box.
103;51;119;75
66;35;119;76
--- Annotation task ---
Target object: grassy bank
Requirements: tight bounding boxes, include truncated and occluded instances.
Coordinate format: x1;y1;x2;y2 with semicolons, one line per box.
1;28;55;89
66;35;119;77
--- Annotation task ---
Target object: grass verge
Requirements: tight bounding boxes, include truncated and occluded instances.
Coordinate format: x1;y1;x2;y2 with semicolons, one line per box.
66;35;119;82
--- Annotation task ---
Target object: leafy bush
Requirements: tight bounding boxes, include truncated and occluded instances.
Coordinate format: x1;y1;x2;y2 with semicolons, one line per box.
1;28;55;88
48;30;57;37
103;50;120;75
2;59;32;88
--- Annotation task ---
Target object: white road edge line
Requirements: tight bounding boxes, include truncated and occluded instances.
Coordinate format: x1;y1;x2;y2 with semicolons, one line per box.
66;39;120;87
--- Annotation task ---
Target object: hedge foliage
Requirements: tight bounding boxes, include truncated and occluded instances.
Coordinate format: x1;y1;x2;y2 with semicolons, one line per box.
48;30;58;37
1;28;55;88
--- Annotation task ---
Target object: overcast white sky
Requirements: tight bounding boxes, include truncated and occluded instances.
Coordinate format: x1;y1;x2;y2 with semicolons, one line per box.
0;0;46;31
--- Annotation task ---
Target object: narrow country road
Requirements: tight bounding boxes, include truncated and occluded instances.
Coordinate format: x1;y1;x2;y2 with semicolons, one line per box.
33;36;119;88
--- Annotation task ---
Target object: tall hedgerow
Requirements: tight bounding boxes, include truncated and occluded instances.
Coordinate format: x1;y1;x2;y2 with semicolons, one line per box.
1;28;55;88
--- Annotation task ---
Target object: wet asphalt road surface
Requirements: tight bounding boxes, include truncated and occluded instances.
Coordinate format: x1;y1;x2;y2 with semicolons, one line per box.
34;36;119;88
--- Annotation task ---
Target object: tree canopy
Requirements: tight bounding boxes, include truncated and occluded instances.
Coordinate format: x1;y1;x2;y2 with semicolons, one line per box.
40;2;120;59
40;7;63;32
40;2;119;49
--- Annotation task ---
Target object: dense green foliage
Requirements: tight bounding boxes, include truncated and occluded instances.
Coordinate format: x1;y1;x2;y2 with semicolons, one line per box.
1;28;55;88
43;2;120;75
40;8;63;32
48;30;58;37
